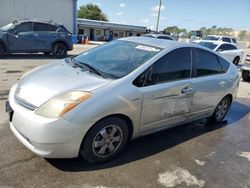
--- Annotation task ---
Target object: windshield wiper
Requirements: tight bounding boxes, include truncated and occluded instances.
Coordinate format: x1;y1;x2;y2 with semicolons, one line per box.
76;62;107;79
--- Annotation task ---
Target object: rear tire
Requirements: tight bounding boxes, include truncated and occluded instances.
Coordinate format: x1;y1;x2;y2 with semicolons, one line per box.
52;43;67;59
233;56;240;65
0;43;6;57
80;117;129;164
242;70;250;81
209;96;231;123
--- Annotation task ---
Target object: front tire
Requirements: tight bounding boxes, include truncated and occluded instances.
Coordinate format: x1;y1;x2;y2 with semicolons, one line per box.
52;43;67;58
80;117;129;164
209;96;231;123
242;70;250;81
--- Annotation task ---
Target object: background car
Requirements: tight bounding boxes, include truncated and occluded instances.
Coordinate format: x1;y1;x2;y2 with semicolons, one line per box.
0;20;73;58
197;41;243;65
142;34;176;40
242;55;250;81
194;35;237;44
7;37;239;163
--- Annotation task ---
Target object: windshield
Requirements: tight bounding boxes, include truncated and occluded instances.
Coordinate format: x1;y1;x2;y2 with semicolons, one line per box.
74;40;161;79
0;23;14;31
142;34;155;38
202;36;220;41
197;41;218;50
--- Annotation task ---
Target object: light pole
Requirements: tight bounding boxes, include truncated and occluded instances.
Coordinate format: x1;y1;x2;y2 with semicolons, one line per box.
156;0;163;32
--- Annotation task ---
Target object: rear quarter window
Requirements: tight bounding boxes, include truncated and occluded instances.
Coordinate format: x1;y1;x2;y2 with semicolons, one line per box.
218;56;230;73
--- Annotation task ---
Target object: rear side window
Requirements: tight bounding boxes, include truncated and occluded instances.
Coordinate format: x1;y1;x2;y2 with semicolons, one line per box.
34;23;57;31
218;56;230;73
226;44;237;50
148;48;191;85
222;37;231;43
193;48;222;77
232;38;237;43
157;36;173;40
15;22;32;32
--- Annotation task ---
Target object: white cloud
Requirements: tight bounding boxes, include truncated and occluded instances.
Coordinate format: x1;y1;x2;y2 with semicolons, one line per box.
140;19;149;23
152;5;165;12
117;12;124;16
93;2;102;7
119;3;126;8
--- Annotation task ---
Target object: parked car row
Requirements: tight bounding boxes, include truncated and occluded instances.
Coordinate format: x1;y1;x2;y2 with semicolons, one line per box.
0;20;73;58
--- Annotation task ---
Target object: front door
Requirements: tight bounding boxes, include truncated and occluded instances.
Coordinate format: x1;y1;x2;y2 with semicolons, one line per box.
7;22;36;52
139;47;193;133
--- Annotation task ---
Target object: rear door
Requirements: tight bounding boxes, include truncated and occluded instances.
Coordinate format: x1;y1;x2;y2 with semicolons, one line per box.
7;22;36;52
190;47;228;120
33;22;58;51
139;47;193;133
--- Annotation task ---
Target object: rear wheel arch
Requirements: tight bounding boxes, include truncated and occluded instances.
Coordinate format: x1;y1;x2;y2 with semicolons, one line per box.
52;41;69;50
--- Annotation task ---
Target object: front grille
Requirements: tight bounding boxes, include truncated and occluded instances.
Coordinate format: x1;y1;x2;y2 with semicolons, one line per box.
15;95;37;111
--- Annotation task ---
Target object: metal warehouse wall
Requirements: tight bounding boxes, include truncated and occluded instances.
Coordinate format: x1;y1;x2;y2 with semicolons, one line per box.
0;0;76;33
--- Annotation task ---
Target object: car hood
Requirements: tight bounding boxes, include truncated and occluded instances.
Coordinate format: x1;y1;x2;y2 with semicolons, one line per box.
15;61;111;107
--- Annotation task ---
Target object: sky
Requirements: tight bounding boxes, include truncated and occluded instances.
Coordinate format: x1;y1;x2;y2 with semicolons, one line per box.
77;0;250;31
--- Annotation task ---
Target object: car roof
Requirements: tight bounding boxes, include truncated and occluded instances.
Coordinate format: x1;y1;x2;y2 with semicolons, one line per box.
120;37;197;49
206;35;235;39
199;40;237;46
16;20;61;27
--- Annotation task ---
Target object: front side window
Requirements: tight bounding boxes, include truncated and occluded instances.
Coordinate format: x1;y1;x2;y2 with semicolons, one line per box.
158;36;173;40
193;48;221;77
217;44;228;51
15;22;32;32
147;48;191;85
218;56;230;73
74;40;161;78
232;38;237;43
226;44;237;50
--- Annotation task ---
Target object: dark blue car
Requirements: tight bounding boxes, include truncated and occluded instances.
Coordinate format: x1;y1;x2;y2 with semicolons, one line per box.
0;20;73;58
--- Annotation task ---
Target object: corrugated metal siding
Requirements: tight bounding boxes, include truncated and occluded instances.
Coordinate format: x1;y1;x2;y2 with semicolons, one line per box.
0;0;74;33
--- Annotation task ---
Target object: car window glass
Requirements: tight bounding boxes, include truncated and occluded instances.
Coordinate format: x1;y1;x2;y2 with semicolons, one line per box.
193;48;221;77
222;37;231;43
232;38;237;43
218;56;230;73
158;36;172;40
147;48;191;85
226;44;237;50
34;23;57;31
15;22;32;32
218;44;227;51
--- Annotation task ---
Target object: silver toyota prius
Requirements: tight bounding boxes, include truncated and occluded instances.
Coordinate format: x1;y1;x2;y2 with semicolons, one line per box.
6;37;239;163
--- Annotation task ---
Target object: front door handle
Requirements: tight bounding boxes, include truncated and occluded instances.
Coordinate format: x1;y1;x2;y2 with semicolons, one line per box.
181;87;193;94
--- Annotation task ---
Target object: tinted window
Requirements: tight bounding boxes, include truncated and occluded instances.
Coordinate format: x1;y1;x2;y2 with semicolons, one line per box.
217;44;227;51
34;23;57;31
197;42;217;50
222;37;231;43
232;38;237;43
218;56;230;72
15;22;32;32
203;36;219;41
148;48;191;85
193;48;221;77
226;44;237;50
157;36;173;40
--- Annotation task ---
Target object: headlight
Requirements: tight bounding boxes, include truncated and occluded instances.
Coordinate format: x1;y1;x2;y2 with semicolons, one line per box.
36;91;92;118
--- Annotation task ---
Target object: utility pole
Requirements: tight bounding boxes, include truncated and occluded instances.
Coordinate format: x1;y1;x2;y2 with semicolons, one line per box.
156;0;162;32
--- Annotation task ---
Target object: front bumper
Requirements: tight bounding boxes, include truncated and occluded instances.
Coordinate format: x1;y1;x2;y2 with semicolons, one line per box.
7;84;93;158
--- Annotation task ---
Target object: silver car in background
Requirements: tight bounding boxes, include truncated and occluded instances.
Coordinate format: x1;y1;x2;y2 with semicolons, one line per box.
6;37;239;163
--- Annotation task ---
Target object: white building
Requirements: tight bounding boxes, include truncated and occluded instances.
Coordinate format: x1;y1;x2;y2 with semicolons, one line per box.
0;0;77;34
77;19;147;41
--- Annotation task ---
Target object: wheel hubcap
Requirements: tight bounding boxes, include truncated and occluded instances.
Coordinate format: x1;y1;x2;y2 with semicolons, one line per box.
215;99;229;120
55;45;66;56
92;125;123;158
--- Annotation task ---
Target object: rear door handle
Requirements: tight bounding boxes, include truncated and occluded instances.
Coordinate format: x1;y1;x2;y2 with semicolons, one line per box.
181;87;193;94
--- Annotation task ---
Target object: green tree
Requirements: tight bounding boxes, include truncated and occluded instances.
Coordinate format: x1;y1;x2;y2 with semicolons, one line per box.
163;26;186;34
77;3;108;21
